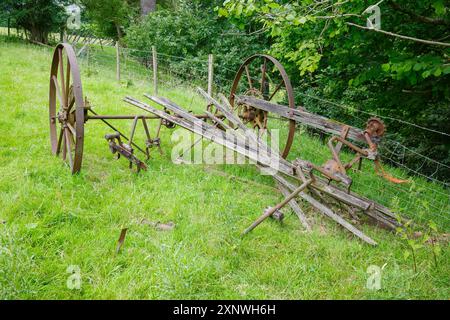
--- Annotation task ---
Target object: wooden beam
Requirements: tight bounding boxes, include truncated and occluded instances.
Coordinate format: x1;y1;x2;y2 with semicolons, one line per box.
277;182;311;231
236;95;366;142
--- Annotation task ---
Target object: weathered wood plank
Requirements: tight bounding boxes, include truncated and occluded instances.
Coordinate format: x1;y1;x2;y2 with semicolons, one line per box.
277;182;311;231
236;95;366;142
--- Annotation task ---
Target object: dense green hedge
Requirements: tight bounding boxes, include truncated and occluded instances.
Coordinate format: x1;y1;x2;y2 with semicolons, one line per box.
124;1;268;90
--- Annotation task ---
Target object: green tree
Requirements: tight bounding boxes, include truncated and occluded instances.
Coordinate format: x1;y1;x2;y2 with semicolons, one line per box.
81;0;139;40
125;0;268;86
2;0;68;44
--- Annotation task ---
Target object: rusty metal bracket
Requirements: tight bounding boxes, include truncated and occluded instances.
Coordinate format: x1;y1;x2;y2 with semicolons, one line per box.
105;132;147;172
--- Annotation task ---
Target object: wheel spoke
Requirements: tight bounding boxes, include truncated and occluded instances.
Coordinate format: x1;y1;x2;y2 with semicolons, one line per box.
58;48;67;108
268;80;284;101
64;127;74;168
66;122;76;137
245;65;253;90
62;129;67;161
65;58;71;103
67;94;75;113
52;75;64;106
56;127;64;155
260;57;267;94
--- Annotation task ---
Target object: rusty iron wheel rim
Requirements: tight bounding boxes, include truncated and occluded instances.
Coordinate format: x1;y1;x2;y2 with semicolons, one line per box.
229;54;296;159
49;43;85;174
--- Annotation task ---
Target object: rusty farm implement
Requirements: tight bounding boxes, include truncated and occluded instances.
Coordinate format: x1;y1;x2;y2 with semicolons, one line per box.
49;43;409;245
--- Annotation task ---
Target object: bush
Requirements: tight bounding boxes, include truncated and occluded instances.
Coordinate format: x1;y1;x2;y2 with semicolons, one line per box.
124;0;268;90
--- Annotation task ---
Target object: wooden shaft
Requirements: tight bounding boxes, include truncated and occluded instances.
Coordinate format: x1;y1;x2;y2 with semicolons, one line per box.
242;179;312;235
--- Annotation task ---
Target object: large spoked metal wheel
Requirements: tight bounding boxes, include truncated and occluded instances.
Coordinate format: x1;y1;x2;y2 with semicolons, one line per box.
229;54;296;159
49;43;85;174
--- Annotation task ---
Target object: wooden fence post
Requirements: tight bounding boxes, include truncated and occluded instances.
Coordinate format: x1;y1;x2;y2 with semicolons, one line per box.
116;41;121;83
208;54;214;96
152;46;158;95
86;44;90;73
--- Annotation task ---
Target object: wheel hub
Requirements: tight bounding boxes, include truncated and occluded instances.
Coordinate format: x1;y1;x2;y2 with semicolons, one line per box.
57;110;68;123
237;88;268;129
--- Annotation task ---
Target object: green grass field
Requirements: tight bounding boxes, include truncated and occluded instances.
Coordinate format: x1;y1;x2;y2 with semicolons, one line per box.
0;38;448;299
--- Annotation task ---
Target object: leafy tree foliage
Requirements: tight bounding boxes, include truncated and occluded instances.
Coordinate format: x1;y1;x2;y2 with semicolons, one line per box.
80;0;140;40
1;0;68;44
125;0;268;87
220;0;450;180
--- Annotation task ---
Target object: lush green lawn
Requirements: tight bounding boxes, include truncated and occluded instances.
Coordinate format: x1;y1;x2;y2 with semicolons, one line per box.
0;38;448;299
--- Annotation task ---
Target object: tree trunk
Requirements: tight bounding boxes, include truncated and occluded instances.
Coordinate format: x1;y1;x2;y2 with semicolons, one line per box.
115;23;123;42
29;25;48;44
141;0;156;16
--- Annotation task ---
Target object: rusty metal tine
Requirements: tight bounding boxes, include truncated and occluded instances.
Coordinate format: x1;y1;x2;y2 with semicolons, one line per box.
115;228;128;255
141;117;152;159
155;119;162;138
